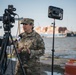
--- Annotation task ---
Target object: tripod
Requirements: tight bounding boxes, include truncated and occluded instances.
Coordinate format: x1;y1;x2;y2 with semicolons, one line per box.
0;29;26;75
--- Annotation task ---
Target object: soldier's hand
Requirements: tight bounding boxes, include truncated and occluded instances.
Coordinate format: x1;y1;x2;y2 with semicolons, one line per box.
18;47;24;53
26;48;31;54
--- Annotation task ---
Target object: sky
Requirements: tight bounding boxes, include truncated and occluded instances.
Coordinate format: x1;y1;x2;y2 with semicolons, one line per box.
0;0;76;36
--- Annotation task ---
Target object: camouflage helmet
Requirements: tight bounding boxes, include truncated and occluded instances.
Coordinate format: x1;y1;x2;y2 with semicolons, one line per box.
21;18;34;25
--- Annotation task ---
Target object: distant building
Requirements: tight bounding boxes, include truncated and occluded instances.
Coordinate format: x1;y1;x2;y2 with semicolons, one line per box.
34;25;68;34
34;26;41;33
58;27;67;33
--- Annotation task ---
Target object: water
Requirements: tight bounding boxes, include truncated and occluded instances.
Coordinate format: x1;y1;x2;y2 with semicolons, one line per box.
45;71;61;75
43;37;76;58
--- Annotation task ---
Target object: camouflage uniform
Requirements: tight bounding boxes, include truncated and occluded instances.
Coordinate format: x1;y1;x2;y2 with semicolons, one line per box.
15;18;45;75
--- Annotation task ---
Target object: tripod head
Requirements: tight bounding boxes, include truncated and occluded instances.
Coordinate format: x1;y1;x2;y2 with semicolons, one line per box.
1;5;17;32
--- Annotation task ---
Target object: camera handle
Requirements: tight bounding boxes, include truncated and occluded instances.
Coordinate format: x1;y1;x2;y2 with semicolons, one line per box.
0;31;26;75
51;19;55;75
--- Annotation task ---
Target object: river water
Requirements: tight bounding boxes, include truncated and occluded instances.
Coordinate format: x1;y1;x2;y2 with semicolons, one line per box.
43;37;76;59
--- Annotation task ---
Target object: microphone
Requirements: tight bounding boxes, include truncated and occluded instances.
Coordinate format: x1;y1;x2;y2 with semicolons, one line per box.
15;34;22;42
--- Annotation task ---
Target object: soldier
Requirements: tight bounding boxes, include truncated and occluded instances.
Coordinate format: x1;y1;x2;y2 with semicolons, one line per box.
15;18;45;75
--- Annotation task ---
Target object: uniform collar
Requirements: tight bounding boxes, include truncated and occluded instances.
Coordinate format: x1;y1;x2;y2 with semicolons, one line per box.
22;30;36;38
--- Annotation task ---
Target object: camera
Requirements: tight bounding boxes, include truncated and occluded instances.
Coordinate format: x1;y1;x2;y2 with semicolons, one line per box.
48;6;63;20
3;5;16;24
0;5;17;31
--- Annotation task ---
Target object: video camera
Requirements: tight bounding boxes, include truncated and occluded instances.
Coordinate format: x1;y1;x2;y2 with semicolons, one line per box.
48;6;63;20
0;5;17;31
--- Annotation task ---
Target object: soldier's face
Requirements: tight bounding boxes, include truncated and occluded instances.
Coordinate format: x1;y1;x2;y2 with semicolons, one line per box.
23;24;33;33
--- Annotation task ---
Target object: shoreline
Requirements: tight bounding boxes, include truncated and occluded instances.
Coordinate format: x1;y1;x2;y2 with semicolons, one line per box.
40;54;69;72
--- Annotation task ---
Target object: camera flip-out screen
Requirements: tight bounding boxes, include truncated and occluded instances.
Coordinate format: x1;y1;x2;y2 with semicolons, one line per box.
48;6;63;20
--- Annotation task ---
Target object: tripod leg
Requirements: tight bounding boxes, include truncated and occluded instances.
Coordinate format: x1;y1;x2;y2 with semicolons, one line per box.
0;34;9;75
9;34;26;75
